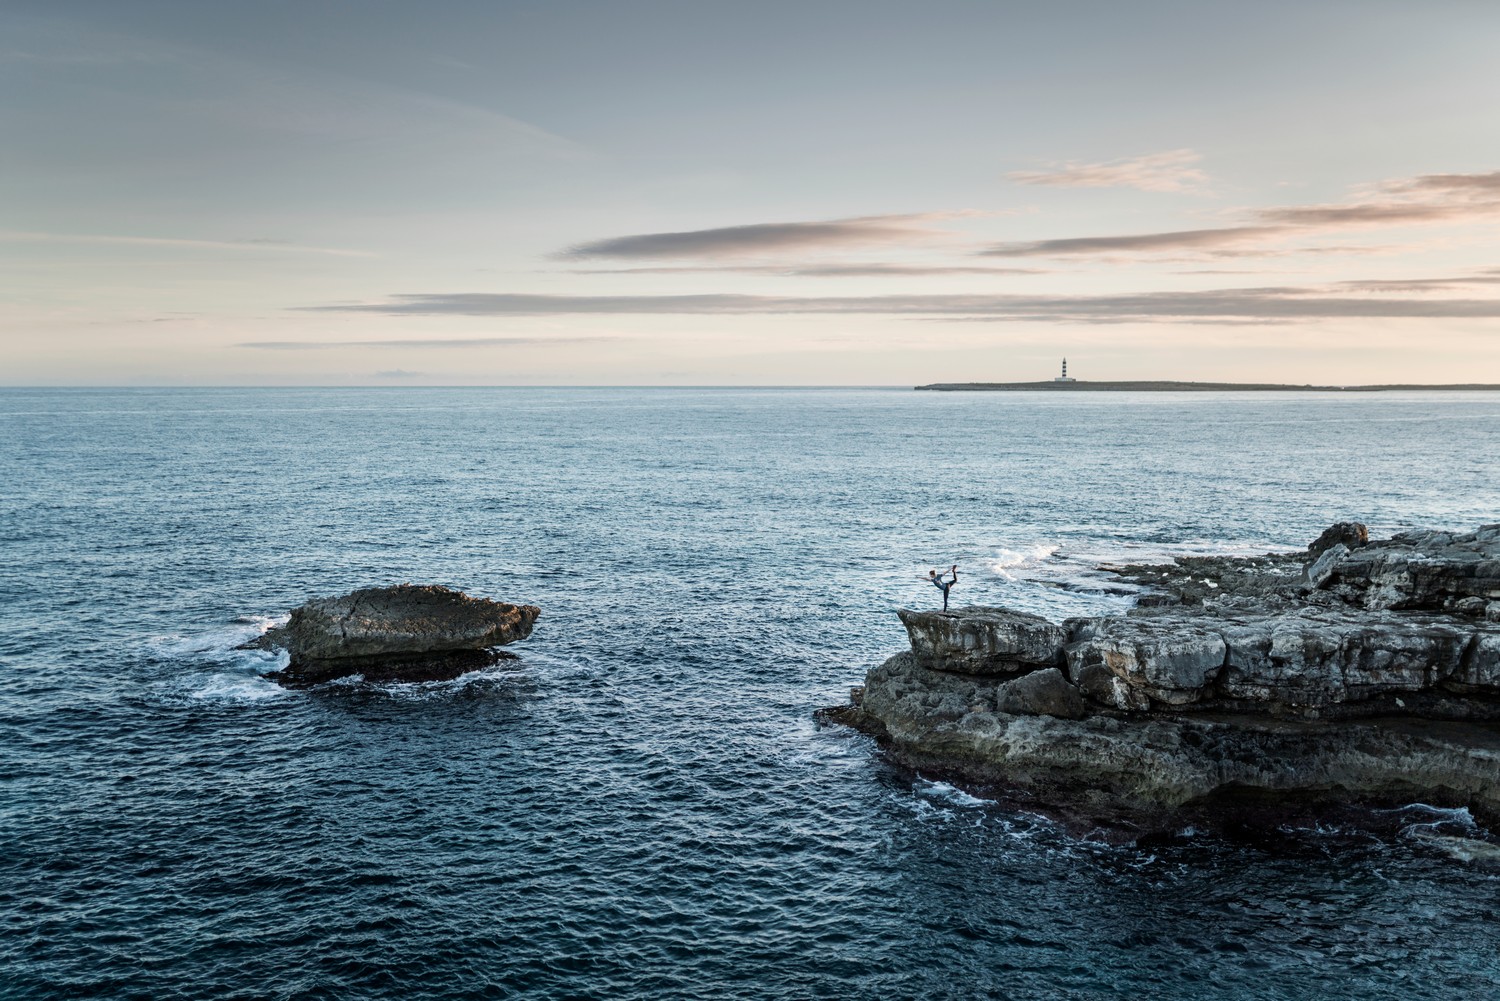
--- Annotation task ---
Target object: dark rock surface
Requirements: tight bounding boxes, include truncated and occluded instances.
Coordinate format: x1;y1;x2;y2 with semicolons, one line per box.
250;584;539;685
835;523;1500;834
1105;522;1500;618
1308;521;1369;558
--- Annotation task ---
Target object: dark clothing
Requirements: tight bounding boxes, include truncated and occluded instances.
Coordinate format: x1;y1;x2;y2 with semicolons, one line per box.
931;570;957;611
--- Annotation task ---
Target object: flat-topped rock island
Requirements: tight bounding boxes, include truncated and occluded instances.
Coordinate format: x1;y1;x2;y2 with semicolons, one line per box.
247;584;539;685
915;380;1500;392
830;523;1500;836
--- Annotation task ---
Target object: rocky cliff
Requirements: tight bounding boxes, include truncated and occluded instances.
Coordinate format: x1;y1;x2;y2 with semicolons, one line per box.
833;524;1500;835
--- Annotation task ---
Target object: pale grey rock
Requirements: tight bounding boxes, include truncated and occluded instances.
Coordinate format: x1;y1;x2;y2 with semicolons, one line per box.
898;606;1065;675
1065;640;1153;712
1302;542;1349;588
1088;618;1226;705
1334;526;1500;613
1215;609;1472;706
1449;632;1500;691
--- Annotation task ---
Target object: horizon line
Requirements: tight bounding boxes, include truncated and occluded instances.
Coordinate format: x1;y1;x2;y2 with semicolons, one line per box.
3;382;1500;392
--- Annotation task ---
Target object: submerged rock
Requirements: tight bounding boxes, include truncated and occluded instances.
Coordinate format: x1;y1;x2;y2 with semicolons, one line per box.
251;584;539;685
834;523;1500;834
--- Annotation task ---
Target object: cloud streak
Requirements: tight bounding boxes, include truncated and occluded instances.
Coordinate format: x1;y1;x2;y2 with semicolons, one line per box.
1336;272;1500;292
982;169;1500;259
0;230;376;257
553;170;1500;269
1007;149;1209;193
569;263;1044;277
238;336;610;349
560;214;950;259
983;226;1275;257
305;288;1500;323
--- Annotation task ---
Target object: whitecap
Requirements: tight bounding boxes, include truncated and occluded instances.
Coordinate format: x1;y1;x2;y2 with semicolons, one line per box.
989;543;1061;578
147;613;288;661
185;672;289;702
1379;803;1477;827
1407;830;1500;864
914;777;993;809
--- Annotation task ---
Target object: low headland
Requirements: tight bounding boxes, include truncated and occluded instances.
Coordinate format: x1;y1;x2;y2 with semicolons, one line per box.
825;522;1500;840
916;380;1500;392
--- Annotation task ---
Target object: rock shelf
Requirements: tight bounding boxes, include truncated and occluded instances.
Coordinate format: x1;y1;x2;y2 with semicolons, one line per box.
831;524;1500;834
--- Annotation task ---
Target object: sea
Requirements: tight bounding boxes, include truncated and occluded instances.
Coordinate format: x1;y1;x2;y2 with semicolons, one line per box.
3;387;1499;1000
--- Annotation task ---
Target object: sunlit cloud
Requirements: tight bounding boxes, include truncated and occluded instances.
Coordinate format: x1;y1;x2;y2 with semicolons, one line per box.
1394;171;1500;195
1006;149;1209;193
982;169;1500;260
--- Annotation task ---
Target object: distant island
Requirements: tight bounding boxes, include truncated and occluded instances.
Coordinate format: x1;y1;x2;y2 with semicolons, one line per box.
916;380;1500;392
919;358;1500;391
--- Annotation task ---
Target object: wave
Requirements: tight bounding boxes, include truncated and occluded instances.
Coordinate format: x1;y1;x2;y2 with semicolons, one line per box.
913;777;994;809
989;543;1061;577
313;663;531;700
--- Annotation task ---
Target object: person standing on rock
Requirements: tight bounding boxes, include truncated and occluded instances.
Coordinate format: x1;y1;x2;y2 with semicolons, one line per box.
925;565;958;611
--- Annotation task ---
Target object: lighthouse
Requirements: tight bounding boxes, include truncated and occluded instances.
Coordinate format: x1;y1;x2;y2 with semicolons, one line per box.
1054;358;1076;382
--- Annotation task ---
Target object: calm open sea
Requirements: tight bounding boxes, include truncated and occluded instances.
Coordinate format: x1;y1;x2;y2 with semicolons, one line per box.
3;387;1499;1000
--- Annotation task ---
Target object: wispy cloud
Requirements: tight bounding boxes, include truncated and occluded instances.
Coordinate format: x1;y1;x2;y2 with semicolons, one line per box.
982;169;1500;259
1007;149;1208;193
1336;272;1500;292
4;16;589;168
0;230;376;258
559;214;953;260
239;336;609;349
569;263;1044;277
1395;172;1500;196
983;227;1274;257
1257;171;1500;228
304;287;1500;323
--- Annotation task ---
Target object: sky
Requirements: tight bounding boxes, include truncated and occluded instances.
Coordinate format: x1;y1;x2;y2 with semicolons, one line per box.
4;0;1500;386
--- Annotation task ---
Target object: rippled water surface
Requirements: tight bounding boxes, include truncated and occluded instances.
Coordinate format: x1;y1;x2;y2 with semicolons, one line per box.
3;387;1500;1000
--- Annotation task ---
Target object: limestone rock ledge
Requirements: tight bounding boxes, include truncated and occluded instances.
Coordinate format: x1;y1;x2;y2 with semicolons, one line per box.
833;523;1500;833
249;584;539;685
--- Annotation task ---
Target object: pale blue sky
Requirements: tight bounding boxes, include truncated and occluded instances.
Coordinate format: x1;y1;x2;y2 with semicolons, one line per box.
5;0;1500;384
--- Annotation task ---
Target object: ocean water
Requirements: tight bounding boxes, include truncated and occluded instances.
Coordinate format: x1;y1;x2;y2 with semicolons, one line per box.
2;386;1499;1000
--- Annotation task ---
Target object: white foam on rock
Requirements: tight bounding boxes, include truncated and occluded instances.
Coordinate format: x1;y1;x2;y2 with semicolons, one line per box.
914;777;993;809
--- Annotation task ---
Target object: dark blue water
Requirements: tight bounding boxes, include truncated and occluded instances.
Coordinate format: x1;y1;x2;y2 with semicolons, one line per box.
3;387;1500;1000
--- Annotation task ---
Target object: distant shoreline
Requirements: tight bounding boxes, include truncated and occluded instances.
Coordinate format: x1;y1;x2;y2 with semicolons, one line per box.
915;380;1500;392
